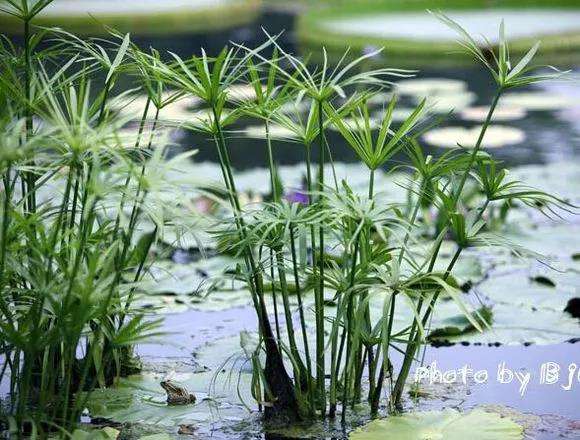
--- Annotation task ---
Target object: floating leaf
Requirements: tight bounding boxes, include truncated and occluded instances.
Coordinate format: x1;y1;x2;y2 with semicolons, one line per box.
139;435;173;440
429;306;493;340
396;78;467;96
243;124;297;140
420;91;476;114
86;336;254;427
501;92;576;111
460;105;526;122
430;300;578;345
71;427;119;440
423;125;525;148
478;270;578;312
350;409;523;440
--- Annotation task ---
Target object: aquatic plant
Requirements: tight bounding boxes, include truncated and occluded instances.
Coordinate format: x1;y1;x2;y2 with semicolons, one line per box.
136;14;574;427
0;2;199;434
131;14;574;428
1;4;576;436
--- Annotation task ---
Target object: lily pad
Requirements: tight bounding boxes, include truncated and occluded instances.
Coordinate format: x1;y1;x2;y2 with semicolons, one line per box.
395;78;467;96
503;224;580;258
86;335;255;428
243;124;297;140
428;306;493;340
460;105;527;122
501;92;576;111
349;408;523;440
420;91;477;114
71;427;119;440
509;161;580;203
476;269;579;312
138;258;227;296
139;435;173;440
430;301;579;345
422;125;525;148
434;251;486;288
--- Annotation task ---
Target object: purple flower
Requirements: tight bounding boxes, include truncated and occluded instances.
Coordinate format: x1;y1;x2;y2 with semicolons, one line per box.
285;189;309;205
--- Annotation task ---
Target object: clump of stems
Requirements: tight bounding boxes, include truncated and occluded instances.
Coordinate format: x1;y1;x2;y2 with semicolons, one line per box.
1;6;574;435
0;2;196;434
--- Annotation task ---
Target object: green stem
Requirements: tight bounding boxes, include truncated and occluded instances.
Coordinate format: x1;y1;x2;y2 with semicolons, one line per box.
113;96;151;236
370;294;396;414
0;165;16;332
290;224;314;413
392;90;501;408
269;249;281;342
211;107;299;419
45;165;74;283
315;100;326;414
368;168;375;200
23;19;36;217
275;249;306;382
116;107;162;330
370;182;423;407
341;233;360;425
0;165;12;289
452;91;502;205
393;198;492;407
265;119;278;202
362;168;376;402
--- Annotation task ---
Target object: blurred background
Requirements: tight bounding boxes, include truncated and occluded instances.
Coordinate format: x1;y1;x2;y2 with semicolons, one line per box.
2;0;580;168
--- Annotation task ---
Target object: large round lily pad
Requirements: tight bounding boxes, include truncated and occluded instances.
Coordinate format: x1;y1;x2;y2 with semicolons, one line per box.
501;92;576;111
349;408;523;440
0;0;261;35
320;10;580;45
422;125;525;149
460;105;527;122
243;124;297;140
420;91;477;114
395;78;467;96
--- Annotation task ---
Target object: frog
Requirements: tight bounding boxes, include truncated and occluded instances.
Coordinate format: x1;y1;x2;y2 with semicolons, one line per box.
160;380;196;405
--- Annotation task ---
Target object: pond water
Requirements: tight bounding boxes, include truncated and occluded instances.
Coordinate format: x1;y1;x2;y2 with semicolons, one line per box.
137;307;580;420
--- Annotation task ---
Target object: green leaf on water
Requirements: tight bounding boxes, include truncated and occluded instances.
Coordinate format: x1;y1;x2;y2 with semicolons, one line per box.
428;306;493;340
349;409;523;440
71;427;119;440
